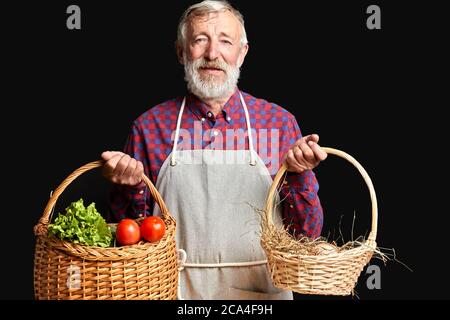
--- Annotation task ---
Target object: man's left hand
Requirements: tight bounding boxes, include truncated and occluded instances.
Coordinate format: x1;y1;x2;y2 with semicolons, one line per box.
284;134;328;173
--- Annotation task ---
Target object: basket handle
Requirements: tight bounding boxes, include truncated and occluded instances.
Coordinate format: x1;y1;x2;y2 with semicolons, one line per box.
34;160;171;235
264;147;378;245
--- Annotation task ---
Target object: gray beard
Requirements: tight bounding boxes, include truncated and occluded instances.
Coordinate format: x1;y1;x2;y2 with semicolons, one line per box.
184;57;240;100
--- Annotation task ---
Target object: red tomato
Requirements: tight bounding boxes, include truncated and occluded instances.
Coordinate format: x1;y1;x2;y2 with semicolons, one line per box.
140;216;166;243
116;219;141;246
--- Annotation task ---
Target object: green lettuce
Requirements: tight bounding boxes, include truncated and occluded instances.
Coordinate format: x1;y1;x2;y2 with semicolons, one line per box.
48;199;112;247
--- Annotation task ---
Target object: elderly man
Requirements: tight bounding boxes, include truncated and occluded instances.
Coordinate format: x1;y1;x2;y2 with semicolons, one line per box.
102;0;327;300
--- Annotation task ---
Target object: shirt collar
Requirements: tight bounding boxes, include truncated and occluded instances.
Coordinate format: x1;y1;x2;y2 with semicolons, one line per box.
186;87;241;123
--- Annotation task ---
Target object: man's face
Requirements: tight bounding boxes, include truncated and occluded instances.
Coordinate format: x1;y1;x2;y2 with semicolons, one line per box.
181;10;248;100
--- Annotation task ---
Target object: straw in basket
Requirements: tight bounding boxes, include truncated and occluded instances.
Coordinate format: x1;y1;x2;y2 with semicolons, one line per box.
33;160;178;300
261;147;378;296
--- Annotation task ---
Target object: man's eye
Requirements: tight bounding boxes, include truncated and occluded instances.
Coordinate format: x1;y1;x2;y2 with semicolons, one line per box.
221;40;232;45
195;38;207;43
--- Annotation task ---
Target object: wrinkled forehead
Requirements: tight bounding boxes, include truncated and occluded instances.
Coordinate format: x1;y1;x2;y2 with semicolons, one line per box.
187;10;242;38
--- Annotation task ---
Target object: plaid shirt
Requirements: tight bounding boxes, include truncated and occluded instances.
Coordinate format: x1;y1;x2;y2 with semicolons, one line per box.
110;88;323;238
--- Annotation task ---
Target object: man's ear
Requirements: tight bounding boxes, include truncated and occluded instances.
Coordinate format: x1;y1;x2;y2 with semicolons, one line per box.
237;43;249;68
176;41;185;65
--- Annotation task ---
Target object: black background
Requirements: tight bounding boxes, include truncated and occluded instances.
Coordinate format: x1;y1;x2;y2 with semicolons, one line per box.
2;0;449;300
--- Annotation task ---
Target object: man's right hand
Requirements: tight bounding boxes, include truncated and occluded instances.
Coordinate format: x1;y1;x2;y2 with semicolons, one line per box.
101;151;144;186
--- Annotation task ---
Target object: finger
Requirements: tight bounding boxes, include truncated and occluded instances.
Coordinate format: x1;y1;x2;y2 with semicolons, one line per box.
104;153;123;172
292;146;307;166
286;157;307;173
101;151;124;161
132;161;144;185
123;158;137;182
293;134;319;148
136;160;144;176
294;137;306;147
308;141;328;161
113;154;131;177
286;149;307;172
304;134;319;144
298;142;316;163
101;154;124;182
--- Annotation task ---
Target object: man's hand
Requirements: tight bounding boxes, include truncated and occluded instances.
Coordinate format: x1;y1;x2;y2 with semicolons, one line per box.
101;151;144;186
283;134;327;173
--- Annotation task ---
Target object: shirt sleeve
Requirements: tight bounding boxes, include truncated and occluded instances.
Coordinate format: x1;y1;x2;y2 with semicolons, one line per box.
109;123;154;221
278;114;323;239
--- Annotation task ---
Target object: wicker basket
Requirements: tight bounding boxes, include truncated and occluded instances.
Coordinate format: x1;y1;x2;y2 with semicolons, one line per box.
33;160;178;300
261;147;378;296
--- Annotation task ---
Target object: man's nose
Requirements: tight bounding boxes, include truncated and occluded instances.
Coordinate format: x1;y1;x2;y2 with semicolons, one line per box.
204;39;220;60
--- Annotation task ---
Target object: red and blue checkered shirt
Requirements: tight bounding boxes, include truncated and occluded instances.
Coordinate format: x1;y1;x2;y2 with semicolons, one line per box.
110;88;323;238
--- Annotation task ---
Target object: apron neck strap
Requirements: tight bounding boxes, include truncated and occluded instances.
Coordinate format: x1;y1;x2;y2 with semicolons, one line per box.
171;92;256;166
239;92;256;166
171;97;186;166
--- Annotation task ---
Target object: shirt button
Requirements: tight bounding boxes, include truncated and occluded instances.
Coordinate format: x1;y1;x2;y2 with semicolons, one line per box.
213;130;219;136
139;190;144;195
207;112;213;118
226;116;231;121
201;118;205;122
289;204;294;209
139;213;144;217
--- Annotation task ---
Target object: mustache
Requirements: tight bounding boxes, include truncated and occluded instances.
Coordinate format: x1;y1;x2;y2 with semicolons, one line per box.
196;59;228;72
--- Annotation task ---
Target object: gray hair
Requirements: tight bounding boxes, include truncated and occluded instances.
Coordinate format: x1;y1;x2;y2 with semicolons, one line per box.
177;0;248;48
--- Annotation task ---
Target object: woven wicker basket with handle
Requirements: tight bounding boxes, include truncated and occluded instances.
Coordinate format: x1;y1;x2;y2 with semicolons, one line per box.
33;160;178;300
261;147;378;296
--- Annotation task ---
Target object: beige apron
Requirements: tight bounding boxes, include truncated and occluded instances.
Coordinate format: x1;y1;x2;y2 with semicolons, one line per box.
153;92;292;300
